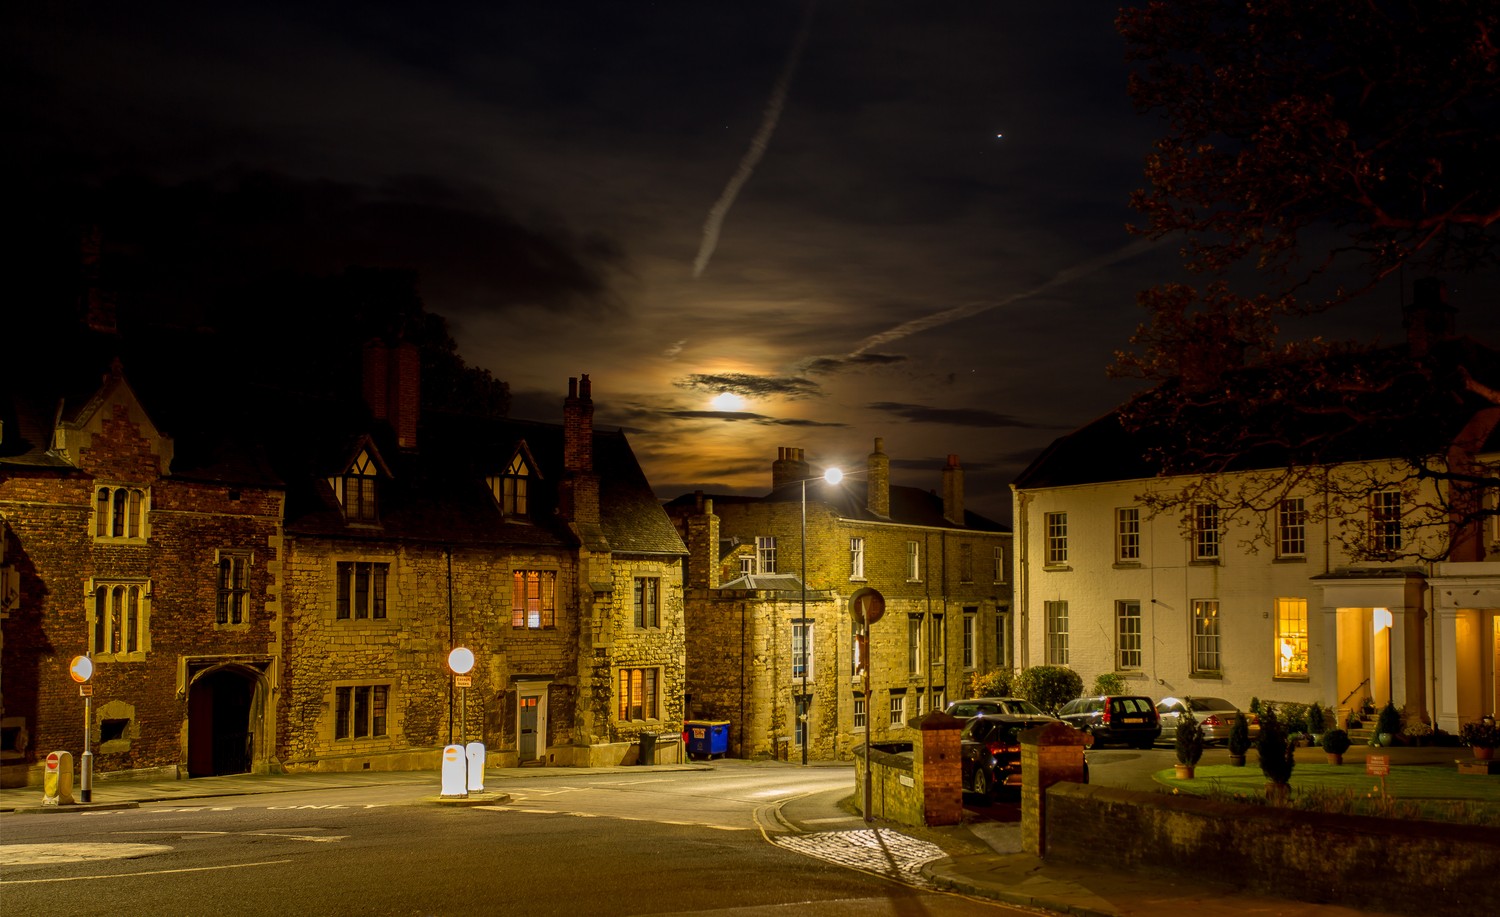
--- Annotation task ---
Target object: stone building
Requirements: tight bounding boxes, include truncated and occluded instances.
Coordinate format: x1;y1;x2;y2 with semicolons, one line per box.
2;345;686;784
1;362;285;785
275;359;688;771
668;439;1013;761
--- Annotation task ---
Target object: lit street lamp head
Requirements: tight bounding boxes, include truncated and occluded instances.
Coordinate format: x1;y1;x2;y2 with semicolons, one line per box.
823;467;843;485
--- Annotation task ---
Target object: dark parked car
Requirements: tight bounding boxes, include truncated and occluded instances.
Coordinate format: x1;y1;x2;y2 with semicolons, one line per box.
945;696;1052;721
1057;695;1161;748
1155;696;1259;745
959;712;1063;797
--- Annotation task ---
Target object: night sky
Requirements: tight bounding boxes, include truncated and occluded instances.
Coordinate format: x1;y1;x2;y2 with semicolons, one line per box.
11;2;1494;524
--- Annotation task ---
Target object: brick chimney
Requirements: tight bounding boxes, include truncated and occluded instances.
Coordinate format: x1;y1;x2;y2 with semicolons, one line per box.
560;375;599;524
685;492;721;589
867;437;890;518
361;339;421;449
771;446;810;491
942;454;964;525
1404;277;1456;358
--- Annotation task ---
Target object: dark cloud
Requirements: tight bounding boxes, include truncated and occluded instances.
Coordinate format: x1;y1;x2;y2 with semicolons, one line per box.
676;373;822;400
867;402;1049;429
12;170;625;322
801;352;908;375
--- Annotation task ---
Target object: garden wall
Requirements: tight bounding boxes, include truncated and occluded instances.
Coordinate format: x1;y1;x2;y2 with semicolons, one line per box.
1044;783;1500;917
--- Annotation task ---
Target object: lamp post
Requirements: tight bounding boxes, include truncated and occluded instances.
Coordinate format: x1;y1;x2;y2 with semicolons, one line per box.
799;466;843;767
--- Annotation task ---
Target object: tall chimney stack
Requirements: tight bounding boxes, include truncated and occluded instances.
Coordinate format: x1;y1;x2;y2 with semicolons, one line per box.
771;446;810;491
942;454;964;525
561;374;599;524
867;438;890;518
362;339;421;449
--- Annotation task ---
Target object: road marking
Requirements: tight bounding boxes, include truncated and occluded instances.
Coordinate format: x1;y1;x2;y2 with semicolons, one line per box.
245;833;346;843
0;859;293;884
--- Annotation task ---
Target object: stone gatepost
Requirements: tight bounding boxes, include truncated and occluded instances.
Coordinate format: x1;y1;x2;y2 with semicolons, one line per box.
1020;721;1089;855
914;710;963;826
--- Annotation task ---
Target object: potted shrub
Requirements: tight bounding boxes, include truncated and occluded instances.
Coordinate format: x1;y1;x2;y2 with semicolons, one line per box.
1375;701;1402;747
1226;711;1251;766
1459;719;1498;760
1320;727;1352;765
1175;709;1204;778
1256;704;1295;802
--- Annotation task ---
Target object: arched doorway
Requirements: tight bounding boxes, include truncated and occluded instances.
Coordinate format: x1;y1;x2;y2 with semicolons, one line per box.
188;666;259;777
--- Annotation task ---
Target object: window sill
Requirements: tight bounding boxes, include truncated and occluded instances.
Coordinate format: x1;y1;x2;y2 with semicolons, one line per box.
1112;561;1141;569
1273;556;1307;564
849;576;867;583
1273;674;1311;682
1188;672;1223;680
1042;564;1071;572
1189;559;1221;566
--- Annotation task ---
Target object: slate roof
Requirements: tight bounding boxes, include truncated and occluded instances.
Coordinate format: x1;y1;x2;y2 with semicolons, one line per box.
3;357;684;558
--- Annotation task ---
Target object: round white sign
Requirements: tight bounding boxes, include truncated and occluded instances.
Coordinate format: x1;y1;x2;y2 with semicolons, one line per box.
447;647;475;675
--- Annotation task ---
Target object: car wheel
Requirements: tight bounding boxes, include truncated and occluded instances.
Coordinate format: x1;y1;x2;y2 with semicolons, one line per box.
973;768;991;798
1132;739;1154;750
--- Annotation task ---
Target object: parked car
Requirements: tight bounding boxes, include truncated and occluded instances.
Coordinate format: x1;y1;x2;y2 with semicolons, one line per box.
959;711;1068;797
1057;695;1161;748
945;696;1053;721
1155;696;1259;745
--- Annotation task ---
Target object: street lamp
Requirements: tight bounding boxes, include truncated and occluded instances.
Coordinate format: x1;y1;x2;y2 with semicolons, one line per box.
799;466;843;767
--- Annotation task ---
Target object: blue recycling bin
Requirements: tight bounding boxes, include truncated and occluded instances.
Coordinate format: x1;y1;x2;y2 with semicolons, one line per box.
685;720;730;759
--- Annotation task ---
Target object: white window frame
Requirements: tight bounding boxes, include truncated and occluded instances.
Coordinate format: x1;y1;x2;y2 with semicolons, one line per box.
852;695;867;729
889;693;906;727
1045;512;1068;565
1193;504;1220;561
906;540;921;581
849;536;865;580
1275;597;1309;678
1372;489;1403;554
907;615;922;674
993;545;1005;583
1192;599;1221;675
1116;600;1142;670
962;612;976;670
1277;498;1306;558
1044;600;1068;665
1116;507;1140;562
756;536;778;575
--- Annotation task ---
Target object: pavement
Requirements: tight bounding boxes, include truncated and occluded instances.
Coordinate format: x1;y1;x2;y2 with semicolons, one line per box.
2;746;1467;917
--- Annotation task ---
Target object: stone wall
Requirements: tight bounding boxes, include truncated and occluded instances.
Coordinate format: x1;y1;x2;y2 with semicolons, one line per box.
1044;783;1500;917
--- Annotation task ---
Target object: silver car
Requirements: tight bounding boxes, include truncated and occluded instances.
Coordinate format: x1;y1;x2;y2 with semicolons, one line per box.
945;697;1055;722
1156;696;1258;745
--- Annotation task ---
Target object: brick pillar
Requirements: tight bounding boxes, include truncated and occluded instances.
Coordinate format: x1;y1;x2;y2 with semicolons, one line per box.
915;710;963;826
1021;721;1090;856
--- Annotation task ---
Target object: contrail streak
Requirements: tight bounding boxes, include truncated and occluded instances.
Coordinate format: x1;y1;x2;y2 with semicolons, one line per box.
693;3;817;279
849;237;1167;356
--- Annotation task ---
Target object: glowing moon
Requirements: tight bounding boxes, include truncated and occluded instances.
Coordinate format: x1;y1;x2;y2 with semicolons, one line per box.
711;392;746;412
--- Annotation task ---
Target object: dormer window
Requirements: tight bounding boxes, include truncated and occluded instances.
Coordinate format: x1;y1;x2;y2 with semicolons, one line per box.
336;449;379;522
487;452;530;519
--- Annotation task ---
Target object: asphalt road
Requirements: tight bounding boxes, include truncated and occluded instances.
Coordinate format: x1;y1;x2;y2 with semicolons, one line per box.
1;768;1035;917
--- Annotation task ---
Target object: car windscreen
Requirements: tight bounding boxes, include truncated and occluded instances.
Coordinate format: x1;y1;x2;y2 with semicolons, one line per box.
1001;699;1045;716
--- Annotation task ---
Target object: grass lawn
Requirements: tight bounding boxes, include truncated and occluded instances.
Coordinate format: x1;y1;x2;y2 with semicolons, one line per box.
1155;760;1500;826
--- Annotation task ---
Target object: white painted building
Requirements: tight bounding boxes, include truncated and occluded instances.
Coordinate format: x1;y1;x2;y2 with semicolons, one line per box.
1011;290;1499;731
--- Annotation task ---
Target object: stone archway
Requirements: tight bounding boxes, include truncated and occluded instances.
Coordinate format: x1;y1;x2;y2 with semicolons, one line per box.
187;663;268;777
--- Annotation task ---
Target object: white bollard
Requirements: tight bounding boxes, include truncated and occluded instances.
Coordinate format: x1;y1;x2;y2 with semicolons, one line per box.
466;742;486;792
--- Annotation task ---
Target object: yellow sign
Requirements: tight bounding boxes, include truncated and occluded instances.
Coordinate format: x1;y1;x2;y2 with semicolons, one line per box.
454;675;472;687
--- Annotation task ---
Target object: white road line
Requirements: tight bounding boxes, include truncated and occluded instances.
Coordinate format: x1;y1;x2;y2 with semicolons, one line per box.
1;859;293;884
